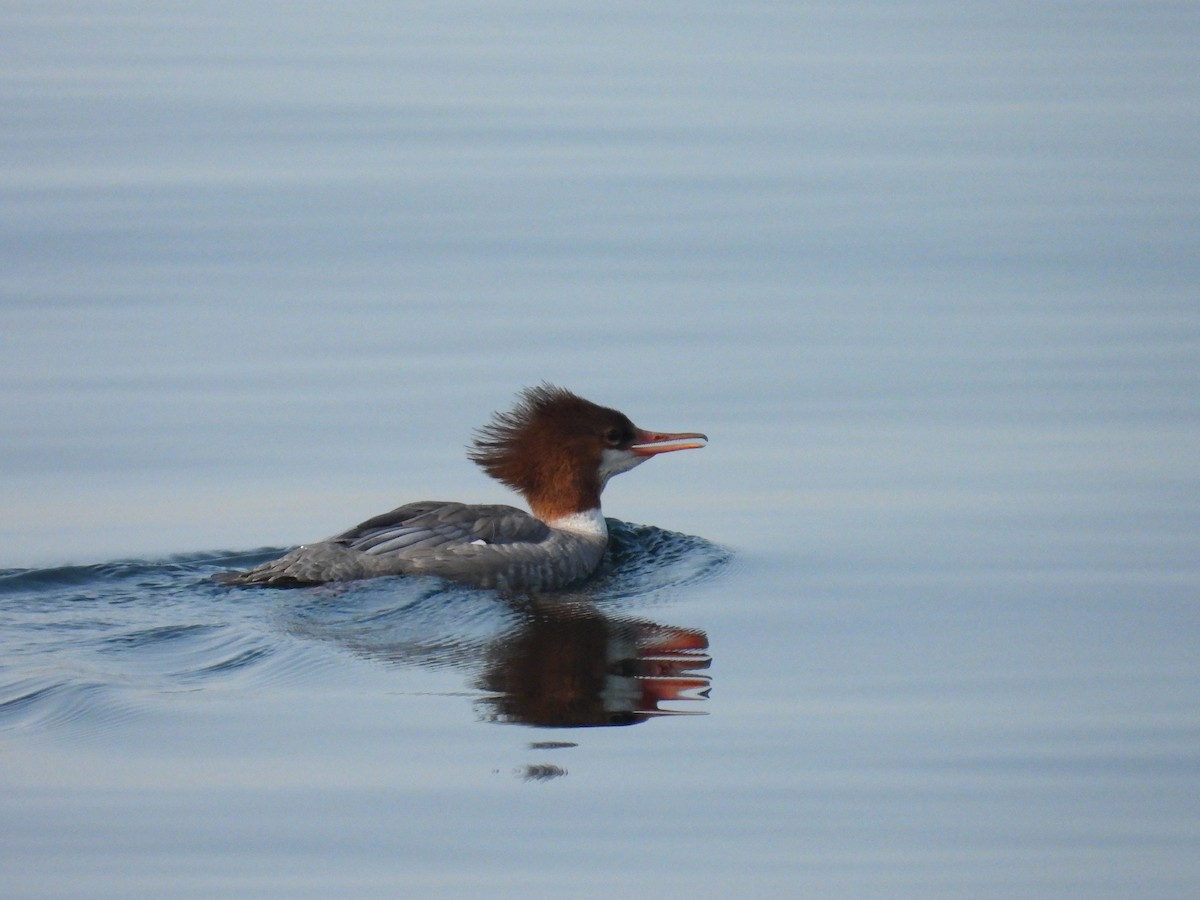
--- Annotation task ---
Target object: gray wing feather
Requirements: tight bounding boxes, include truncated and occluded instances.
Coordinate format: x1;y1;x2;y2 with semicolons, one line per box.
333;502;551;555
217;500;599;590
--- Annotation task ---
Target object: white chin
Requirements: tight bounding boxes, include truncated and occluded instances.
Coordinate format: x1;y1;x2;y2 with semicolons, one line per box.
597;447;648;487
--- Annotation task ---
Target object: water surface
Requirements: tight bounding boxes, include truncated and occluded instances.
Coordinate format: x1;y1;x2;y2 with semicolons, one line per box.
2;2;1198;897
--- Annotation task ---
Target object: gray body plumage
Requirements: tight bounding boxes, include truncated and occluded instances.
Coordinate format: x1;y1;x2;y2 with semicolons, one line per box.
217;500;608;592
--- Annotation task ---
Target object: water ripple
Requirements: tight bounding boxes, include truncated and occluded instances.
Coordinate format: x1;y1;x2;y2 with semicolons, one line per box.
0;677;121;731
0;522;730;732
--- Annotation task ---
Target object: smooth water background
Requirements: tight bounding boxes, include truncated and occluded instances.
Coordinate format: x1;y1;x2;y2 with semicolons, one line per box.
3;3;1199;897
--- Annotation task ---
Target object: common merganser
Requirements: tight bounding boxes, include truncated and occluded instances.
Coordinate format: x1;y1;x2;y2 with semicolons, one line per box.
217;384;706;591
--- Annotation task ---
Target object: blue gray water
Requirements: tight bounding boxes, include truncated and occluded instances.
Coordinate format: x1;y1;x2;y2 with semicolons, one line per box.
3;3;1199;898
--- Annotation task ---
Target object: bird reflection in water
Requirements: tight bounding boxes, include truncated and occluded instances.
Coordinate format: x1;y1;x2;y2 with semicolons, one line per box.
477;597;711;728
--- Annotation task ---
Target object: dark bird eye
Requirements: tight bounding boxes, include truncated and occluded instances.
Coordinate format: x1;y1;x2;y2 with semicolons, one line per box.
604;427;624;445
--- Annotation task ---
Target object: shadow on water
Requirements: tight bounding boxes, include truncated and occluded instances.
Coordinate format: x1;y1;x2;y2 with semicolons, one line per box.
0;521;731;735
